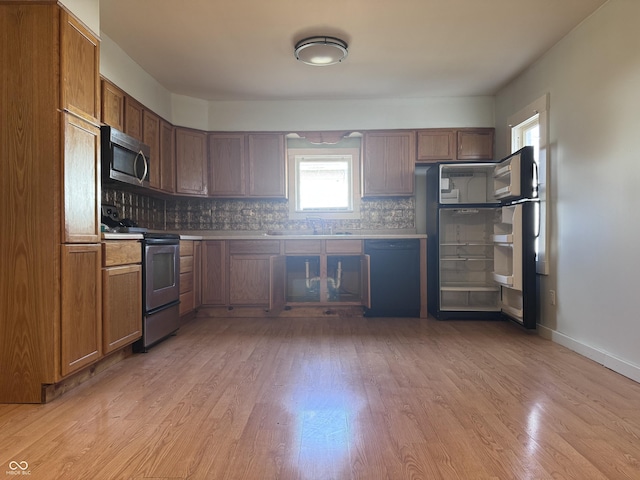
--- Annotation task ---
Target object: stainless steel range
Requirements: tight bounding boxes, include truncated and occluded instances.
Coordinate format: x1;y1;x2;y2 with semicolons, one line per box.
134;233;181;352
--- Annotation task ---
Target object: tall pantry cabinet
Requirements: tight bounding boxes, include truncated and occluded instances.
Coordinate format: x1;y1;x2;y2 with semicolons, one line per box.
0;3;101;403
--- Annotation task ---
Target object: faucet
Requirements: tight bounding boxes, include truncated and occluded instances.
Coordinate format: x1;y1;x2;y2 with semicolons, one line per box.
306;216;326;235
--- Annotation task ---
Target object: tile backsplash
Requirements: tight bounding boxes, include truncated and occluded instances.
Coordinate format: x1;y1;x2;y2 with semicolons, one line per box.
102;187;415;232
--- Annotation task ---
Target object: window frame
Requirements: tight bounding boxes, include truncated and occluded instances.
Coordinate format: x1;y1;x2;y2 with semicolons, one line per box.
287;147;361;220
508;93;549;275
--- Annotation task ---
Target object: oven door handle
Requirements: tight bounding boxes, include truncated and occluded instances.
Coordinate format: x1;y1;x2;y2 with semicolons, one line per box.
144;238;180;246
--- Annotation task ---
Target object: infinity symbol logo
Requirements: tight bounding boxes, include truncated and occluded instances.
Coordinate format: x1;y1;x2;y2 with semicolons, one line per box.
8;461;29;471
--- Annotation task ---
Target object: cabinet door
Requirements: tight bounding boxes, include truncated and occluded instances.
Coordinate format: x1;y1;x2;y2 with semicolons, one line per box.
124;96;143;141
101;79;125;130
102;264;142;354
160;120;176;193
143;109;161;190
194;241;202;309
229;255;271;305
269;255;286;313
60;10;100;123
362;131;415;196
247;134;286;197
417;129;455;163
457;129;494;160
63;112;100;243
209;134;246;196
179;241;195;316
176;128;208;196
61;244;102;377
202;240;227;305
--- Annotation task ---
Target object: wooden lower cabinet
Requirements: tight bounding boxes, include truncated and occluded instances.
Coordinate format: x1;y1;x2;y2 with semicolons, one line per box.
101;240;142;354
227;240;281;306
200;239;371;312
60;244;102;377
229;255;272;305
194;241;202;309
202;240;226;305
179;240;201;317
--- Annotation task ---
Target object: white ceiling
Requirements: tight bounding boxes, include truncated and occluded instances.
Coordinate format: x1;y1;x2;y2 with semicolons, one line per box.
99;0;607;102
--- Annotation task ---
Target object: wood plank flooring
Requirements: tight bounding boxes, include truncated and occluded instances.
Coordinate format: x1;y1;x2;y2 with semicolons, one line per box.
1;315;640;479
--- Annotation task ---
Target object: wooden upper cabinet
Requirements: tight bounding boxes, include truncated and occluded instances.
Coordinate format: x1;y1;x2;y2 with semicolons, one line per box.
143;109;161;190
209;134;246;196
208;133;286;198
63;112;100;243
247;133;286;197
417;129;455;162
60;10;100;123
160;120;176;193
101;79;125;131
362;130;415;197
417;128;495;163
175;127;208;196
124;96;143;141
457;128;495;160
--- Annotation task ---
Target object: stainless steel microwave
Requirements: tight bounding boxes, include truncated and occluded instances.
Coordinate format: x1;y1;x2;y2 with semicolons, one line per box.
101;126;151;188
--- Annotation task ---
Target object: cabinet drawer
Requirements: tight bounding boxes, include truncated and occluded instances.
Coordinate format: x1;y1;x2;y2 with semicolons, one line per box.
180;240;194;256
229;240;280;255
102;241;141;267
284;239;322;254
180;255;194;273
325;239;363;254
180;271;193;294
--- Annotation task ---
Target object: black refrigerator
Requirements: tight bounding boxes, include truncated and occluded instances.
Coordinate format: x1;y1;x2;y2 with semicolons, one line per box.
426;146;538;329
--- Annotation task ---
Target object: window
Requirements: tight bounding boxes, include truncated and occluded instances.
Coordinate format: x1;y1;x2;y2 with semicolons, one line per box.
508;94;549;275
295;155;353;212
287;141;361;220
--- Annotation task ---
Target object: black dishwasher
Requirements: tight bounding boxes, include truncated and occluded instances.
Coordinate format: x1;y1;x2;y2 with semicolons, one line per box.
364;239;420;317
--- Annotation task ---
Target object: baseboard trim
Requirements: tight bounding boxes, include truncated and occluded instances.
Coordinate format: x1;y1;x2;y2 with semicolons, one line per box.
537;324;640;384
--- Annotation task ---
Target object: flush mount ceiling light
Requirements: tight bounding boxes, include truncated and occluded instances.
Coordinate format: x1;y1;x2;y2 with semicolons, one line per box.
294;36;348;66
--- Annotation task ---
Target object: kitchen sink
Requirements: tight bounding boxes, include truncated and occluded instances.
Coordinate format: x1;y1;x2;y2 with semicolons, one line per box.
264;230;353;236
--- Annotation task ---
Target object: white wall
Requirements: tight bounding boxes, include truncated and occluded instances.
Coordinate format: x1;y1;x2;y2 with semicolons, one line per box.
100;34;175;122
495;0;640;382
59;0;99;34
99;35;494;131
206;97;494;131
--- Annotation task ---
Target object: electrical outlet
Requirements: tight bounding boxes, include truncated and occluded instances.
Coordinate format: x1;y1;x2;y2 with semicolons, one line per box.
549;290;556;306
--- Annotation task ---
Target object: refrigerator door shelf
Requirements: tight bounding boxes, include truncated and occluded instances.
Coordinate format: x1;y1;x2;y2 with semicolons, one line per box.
493;164;512;178
493;150;523;201
502;303;524;321
492;234;514;244
494;185;515;199
492;272;514;287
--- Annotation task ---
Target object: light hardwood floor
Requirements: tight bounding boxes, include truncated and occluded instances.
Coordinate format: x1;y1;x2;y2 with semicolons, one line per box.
1;315;639;479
